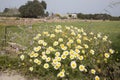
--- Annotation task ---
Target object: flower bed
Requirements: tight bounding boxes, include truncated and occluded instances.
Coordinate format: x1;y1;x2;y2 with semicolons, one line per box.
19;25;115;80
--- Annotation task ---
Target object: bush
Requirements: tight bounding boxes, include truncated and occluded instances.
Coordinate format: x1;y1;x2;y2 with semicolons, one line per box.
0;55;19;71
19;25;115;80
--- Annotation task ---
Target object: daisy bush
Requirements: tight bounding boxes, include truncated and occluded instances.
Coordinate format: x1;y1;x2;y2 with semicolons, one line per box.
19;25;115;80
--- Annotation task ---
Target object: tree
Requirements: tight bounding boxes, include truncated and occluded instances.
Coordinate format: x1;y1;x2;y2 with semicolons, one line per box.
41;0;47;10
19;0;47;18
3;8;10;13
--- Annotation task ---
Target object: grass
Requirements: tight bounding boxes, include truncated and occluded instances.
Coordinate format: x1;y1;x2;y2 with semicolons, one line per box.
0;21;120;60
0;20;120;80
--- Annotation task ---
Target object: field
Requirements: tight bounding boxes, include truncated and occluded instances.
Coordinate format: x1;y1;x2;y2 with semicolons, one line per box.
0;19;120;80
0;20;120;52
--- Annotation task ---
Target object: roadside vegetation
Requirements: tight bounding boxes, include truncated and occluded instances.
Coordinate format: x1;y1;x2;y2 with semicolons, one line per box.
0;21;120;80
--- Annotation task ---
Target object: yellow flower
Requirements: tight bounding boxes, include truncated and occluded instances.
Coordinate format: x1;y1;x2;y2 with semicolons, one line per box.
62;69;65;73
46;34;50;37
38;46;41;49
83;32;87;36
90;49;95;55
70;61;77;69
53;41;59;46
82;50;85;54
20;55;24;61
104;53;110;58
58;38;63;42
33;34;41;40
29;51;35;58
33;53;39;57
76;45;83;49
41;55;47;60
94;37;97;40
55;29;59;33
74;27;78;30
33;36;39;40
57;71;65;78
103;35;108;41
91;69;96;74
54;62;61;70
29;59;32;62
43;42;47;46
34;59;41;65
95;76;100;80
43;31;49;35
69;39;74;43
37;61;41;65
61;54;66;59
42;51;46;55
71;32;76;36
97;33;101;38
29;67;33;72
98;69;101;73
50;34;55;38
43;32;50;36
71;26;73;28
33;47;40;52
37;33;41;37
109;49;114;54
66;27;70;30
77;39;81;44
78;56;84;60
55;29;62;33
66;42;71;47
38;40;44;44
83;44;89;49
62;46;67;50
55;57;61;61
48;46;55;51
54;65;60;70
79;65;85;71
85;69;88;72
70;55;75;60
56;25;62;29
44;63;49;69
97;60;100;63
77;34;82;38
83;36;88;41
75;49;80;53
70;49;75;55
60;44;67;50
46;50;50;54
63;51;69;56
55;52;60;57
52;59;57;64
89;32;94;35
46;57;51;62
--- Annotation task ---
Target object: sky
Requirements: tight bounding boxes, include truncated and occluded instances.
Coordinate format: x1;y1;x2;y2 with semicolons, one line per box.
0;0;120;16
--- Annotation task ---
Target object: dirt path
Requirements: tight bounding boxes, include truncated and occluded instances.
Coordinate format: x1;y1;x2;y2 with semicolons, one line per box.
0;70;38;80
0;72;26;80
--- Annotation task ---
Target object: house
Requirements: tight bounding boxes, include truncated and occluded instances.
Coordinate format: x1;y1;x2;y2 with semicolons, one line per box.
67;13;78;19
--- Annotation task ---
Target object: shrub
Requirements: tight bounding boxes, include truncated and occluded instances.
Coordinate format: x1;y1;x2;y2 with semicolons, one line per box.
19;25;115;80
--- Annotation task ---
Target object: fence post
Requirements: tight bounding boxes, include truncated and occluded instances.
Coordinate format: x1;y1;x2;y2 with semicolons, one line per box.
4;26;8;53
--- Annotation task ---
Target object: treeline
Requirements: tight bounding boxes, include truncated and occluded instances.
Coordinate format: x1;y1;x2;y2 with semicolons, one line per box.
77;13;120;21
0;8;20;17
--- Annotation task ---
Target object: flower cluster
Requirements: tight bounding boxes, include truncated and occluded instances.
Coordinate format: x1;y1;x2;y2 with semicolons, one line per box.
20;25;115;79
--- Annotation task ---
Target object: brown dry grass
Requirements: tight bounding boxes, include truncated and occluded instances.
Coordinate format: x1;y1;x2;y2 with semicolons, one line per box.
0;17;104;26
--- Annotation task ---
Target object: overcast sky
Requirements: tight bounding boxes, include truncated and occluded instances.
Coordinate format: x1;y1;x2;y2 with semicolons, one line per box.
0;0;120;16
